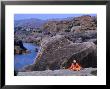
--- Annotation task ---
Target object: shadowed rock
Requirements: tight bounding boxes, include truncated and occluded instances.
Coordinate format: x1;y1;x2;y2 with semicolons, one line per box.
14;40;30;54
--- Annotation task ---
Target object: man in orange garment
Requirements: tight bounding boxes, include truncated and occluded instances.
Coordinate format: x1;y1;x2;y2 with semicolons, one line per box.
68;60;81;71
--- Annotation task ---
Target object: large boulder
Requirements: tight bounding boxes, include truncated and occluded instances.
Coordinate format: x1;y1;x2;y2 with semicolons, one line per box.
71;26;81;32
23;35;97;71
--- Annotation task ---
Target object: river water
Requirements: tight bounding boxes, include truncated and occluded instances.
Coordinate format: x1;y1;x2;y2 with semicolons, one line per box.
14;43;40;71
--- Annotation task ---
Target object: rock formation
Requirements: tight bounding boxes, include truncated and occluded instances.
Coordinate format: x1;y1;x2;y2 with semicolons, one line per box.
23;35;97;71
14;40;29;54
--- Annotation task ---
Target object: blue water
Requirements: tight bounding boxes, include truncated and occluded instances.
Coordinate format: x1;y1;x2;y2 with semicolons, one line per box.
14;43;39;71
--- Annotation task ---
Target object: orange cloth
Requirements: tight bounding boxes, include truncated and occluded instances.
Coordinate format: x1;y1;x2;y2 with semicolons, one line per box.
68;63;81;71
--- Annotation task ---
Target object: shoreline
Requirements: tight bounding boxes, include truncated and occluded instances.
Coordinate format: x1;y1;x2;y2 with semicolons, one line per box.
14;43;40;71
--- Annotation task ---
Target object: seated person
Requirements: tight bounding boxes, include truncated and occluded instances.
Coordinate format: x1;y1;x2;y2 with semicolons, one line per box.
68;60;81;71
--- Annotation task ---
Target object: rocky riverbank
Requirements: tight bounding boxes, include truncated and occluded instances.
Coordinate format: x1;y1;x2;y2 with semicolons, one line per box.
14;15;97;74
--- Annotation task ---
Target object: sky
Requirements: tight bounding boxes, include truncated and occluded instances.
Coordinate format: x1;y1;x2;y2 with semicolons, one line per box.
14;14;96;20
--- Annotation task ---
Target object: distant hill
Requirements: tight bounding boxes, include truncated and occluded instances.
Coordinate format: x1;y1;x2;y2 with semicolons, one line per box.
14;18;46;29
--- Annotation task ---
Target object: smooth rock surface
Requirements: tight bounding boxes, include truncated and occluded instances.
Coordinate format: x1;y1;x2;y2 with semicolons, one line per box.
18;68;97;76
